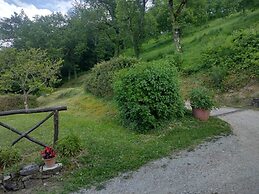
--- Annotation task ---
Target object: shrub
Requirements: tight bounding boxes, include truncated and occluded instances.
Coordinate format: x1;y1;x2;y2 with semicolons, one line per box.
209;66;228;89
164;53;183;70
114;61;184;132
189;87;215;110
56;134;82;157
0;147;21;168
201;27;259;90
85;57;138;98
0;94;37;111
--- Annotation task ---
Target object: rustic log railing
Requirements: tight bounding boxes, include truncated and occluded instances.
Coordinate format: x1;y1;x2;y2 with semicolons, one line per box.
0;106;67;147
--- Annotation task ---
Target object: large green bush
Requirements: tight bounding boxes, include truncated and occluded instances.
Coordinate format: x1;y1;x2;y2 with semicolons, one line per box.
85;57;138;98
114;60;184;131
0;94;37;111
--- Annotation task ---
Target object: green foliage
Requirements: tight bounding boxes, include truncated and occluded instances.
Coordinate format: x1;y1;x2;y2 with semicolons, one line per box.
209;66;228;89
56;134;82;157
0;147;21;168
202;27;259;90
116;0;146;58
0;48;62;109
189;87;215;110
114;61;184;131
164;53;184;70
0;94;37;111
85;57;138;98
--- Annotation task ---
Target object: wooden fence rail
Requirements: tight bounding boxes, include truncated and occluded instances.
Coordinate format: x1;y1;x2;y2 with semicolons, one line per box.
0;106;67;147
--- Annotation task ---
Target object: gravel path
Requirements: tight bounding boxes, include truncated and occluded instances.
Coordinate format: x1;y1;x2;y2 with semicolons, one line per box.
76;108;259;194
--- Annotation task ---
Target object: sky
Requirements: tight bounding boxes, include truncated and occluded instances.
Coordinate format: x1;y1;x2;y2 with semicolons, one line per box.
0;0;74;19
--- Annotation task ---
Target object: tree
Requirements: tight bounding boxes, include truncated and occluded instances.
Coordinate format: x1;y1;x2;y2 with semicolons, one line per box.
0;48;62;109
0;10;29;48
116;0;148;58
168;0;187;52
79;0;123;57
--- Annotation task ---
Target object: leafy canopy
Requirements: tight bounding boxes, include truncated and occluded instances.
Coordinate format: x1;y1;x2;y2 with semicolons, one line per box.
0;48;62;109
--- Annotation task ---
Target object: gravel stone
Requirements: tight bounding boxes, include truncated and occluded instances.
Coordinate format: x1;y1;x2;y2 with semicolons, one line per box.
75;109;259;194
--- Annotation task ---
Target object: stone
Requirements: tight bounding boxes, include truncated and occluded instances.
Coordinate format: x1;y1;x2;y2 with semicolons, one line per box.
3;175;11;181
23;178;41;189
41;163;63;175
251;98;259;108
21;175;32;182
3;181;20;191
20;164;40;176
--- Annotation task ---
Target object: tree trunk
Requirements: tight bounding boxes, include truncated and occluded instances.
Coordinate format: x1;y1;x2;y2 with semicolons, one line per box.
132;35;140;58
114;28;121;57
173;25;182;52
68;70;71;81
170;16;182;52
73;66;77;79
168;0;186;53
23;91;29;110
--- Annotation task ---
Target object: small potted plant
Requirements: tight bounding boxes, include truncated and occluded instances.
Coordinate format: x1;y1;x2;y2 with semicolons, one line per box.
189;87;215;121
41;146;56;168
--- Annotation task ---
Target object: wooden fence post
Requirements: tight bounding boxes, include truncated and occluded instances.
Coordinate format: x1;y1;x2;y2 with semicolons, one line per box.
53;110;59;146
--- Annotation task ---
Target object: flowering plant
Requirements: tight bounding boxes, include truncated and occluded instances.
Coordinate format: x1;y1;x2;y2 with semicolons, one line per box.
41;147;56;159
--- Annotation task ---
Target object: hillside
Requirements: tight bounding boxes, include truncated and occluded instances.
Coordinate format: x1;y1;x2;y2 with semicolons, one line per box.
123;9;259;106
133;9;259;68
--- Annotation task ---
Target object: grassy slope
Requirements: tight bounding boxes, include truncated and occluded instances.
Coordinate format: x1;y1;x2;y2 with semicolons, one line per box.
128;9;259;70
0;83;231;193
125;10;259;105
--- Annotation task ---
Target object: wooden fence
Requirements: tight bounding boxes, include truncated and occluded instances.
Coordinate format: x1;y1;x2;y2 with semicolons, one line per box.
0;106;67;147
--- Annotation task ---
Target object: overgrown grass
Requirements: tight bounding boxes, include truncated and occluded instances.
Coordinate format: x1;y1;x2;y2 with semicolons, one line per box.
0;85;231;193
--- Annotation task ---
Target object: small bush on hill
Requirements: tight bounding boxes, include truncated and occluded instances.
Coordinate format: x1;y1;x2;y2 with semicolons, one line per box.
164;53;184;70
0;94;37;111
56;134;82;157
0;147;21;168
114;60;184;132
210;66;228;89
85;57;138;98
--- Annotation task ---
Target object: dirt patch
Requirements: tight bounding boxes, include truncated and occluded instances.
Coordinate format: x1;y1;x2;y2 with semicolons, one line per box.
215;80;259;107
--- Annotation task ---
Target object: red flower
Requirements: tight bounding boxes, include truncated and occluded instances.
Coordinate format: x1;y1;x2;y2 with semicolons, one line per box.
41;146;56;159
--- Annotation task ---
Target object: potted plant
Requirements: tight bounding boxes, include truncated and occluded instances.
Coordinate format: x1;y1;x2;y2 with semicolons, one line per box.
189;87;215;121
41;147;56;168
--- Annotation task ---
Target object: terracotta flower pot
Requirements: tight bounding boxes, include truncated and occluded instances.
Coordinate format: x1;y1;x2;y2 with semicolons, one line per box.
192;108;210;121
44;157;56;168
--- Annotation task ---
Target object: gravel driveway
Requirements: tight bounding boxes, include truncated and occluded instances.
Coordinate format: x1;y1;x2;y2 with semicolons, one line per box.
76;108;259;194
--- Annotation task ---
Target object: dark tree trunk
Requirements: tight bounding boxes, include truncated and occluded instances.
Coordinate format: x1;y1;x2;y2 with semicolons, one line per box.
73;66;77;79
114;28;121;57
68;70;71;81
132;34;140;58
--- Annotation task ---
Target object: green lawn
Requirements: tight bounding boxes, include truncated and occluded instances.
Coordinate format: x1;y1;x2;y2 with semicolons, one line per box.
0;86;231;193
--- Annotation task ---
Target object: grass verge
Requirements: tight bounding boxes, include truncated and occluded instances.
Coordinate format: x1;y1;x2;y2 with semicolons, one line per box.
0;88;231;193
